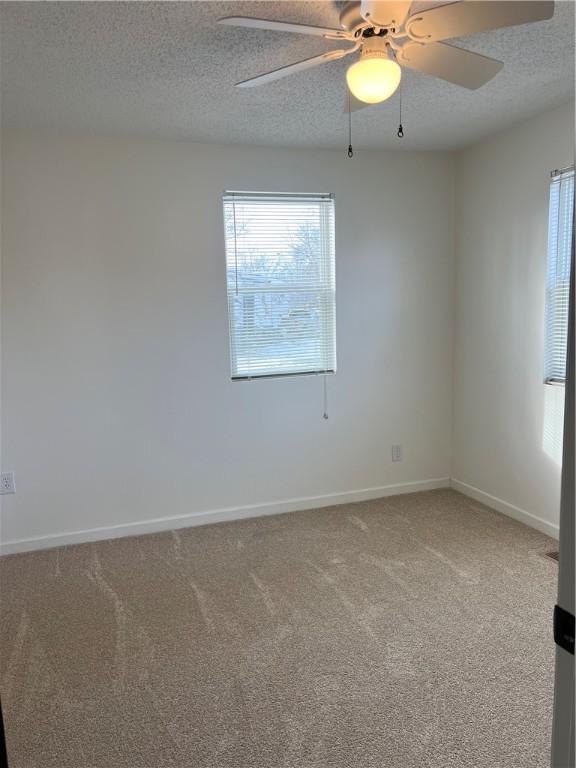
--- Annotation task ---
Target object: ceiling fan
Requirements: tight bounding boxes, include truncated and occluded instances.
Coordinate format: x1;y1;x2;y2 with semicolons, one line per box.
218;1;555;108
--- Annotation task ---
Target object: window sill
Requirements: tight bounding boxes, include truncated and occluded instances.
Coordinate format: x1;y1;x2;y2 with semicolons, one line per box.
232;370;336;382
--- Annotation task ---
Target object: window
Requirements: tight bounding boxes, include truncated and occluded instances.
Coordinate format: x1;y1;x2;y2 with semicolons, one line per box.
544;167;574;384
223;192;336;380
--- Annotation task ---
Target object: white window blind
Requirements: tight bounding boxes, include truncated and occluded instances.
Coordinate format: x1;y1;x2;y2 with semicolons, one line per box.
223;192;336;380
544;167;574;384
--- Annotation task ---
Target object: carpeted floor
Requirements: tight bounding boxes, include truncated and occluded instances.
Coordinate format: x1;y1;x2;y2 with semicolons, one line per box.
0;489;558;768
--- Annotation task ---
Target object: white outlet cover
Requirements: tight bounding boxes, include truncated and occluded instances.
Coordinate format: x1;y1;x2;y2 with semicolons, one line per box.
0;472;16;494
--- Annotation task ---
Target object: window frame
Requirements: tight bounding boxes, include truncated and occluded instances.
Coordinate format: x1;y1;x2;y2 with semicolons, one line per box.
544;166;574;387
222;190;337;381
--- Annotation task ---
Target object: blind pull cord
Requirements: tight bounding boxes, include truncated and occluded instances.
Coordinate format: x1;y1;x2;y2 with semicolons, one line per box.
323;373;329;420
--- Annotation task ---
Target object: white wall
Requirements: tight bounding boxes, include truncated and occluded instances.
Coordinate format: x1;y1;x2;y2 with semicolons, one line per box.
452;101;575;538
0;133;455;552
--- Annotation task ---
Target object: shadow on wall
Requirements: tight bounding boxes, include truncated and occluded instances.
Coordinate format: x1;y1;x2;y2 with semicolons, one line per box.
543;384;565;465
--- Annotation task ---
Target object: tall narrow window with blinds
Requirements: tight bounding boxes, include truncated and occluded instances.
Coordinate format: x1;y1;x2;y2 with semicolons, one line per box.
223;192;336;380
544;167;574;384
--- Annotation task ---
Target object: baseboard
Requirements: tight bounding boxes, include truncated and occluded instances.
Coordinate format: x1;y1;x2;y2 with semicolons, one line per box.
450;478;559;539
0;477;450;556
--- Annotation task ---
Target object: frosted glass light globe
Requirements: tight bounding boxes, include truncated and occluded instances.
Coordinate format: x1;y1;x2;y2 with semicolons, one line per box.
346;57;402;104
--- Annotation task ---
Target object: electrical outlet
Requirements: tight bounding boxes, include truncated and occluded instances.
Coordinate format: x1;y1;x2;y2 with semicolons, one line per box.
0;472;16;494
391;445;403;462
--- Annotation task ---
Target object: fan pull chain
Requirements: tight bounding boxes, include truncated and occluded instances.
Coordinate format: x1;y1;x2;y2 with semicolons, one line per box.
397;81;404;139
347;91;354;158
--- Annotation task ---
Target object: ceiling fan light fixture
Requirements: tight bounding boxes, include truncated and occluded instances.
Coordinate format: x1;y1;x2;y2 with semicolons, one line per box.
346;54;402;104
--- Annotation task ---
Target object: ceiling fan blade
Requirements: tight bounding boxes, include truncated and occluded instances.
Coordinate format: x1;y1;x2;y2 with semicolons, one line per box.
235;49;353;88
397;42;503;89
218;17;351;40
406;1;554;42
360;1;411;28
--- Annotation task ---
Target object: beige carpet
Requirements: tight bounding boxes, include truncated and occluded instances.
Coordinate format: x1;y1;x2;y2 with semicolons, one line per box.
0;489;558;768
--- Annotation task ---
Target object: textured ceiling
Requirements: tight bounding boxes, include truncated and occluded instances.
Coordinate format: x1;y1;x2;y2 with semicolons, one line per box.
1;1;574;151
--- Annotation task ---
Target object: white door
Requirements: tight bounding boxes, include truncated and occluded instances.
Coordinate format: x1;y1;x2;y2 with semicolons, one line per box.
551;216;574;767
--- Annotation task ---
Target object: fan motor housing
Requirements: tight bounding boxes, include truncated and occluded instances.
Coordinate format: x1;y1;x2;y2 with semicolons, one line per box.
340;1;396;38
339;2;369;33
